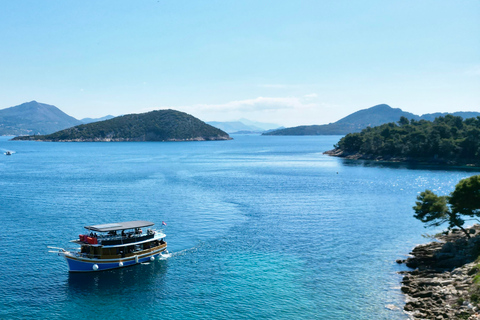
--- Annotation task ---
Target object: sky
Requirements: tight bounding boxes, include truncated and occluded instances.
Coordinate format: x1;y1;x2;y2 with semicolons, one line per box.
0;0;479;127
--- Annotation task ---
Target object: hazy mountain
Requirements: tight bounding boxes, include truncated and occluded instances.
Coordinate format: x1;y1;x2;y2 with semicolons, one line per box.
207;121;264;133
238;118;281;131
80;115;115;124
420;112;480;122
334;104;419;127
0;101;82;135
264;104;479;136
208;119;282;133
14;109;231;142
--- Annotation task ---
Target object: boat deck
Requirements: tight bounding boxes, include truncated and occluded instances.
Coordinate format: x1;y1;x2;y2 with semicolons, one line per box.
74;241;167;260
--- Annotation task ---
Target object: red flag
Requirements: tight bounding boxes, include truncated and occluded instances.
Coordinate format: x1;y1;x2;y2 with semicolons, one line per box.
162;221;167;226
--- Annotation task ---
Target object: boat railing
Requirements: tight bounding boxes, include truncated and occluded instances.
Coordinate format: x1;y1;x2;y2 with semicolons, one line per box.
73;243;163;259
79;229;156;245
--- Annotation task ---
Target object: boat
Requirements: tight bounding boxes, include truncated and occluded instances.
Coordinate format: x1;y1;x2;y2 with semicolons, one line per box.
49;220;167;272
5;151;12;155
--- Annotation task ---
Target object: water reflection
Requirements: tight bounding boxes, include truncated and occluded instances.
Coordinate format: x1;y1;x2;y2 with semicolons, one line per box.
341;159;480;173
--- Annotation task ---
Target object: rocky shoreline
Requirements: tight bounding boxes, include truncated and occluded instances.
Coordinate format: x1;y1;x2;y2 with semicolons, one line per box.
13;136;232;142
399;226;480;319
324;149;479;167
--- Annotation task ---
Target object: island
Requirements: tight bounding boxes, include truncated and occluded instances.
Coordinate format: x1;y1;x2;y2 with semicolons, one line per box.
12;109;231;142
324;115;480;167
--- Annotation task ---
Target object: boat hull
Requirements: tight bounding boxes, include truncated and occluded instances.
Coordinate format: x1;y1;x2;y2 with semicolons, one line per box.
64;247;167;272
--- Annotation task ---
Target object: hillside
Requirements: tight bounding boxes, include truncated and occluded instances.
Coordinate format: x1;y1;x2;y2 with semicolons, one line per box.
13;109;231;142
263;104;480;136
0;101;82;135
325;115;480;166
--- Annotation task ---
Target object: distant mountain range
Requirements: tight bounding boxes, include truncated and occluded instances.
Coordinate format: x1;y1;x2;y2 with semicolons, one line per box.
264;104;480;136
1;100;281;136
0;101;82;135
80;115;115;124
13;109;231;142
207;119;282;134
418;112;480;122
4;101;478;139
0;101;115;135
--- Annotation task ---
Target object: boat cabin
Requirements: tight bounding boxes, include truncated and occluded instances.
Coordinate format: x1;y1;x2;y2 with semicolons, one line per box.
72;220;166;260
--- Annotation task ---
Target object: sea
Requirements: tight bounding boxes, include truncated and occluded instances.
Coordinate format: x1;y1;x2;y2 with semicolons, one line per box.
1;134;478;320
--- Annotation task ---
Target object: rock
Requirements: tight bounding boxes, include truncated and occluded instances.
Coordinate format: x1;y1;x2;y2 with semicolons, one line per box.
399;225;480;319
468;267;479;275
385;304;399;310
441;242;456;253
406;259;420;269
436;252;456;260
412;290;433;298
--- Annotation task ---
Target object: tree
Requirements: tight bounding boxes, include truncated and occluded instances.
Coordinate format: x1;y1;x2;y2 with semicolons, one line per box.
398;116;410;126
413;175;480;238
450;175;480;217
338;133;363;152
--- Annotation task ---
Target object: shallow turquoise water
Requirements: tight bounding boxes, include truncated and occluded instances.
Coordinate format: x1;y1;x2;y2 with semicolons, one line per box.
0;135;478;319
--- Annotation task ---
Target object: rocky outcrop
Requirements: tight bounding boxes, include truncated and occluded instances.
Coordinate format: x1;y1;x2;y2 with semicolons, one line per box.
400;226;480;319
323;148;468;166
324;148;409;162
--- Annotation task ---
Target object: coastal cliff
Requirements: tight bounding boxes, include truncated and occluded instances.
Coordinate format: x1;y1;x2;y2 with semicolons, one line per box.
399;226;480;319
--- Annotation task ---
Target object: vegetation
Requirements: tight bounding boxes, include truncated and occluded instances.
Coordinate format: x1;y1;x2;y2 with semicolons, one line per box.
413;175;480;238
470;261;480;306
13;109;230;142
334;115;480;166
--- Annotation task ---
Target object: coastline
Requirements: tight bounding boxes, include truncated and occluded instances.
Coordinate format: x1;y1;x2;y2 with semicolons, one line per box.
324;149;479;168
399;226;480;319
11;136;232;142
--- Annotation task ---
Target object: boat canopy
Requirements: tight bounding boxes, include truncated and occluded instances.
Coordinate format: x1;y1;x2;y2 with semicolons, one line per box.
84;220;155;232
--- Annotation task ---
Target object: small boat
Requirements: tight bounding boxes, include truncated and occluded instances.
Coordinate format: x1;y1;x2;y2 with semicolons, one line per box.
5;151;12;155
49;220;167;272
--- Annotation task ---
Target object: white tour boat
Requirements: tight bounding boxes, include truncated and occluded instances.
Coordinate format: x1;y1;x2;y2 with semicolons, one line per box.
49;220;167;272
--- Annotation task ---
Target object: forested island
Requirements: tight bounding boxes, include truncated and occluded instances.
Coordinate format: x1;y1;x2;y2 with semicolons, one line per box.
13;109;231;142
325;115;480;167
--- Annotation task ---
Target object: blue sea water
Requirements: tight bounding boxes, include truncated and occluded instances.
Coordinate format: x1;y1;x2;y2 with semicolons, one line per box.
0;135;479;320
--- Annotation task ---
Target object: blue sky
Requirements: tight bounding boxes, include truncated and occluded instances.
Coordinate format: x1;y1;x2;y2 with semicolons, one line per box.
0;1;478;126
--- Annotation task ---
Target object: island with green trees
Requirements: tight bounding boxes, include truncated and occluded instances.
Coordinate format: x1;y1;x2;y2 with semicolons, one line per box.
399;175;480;319
13;109;231;142
325;115;480;167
